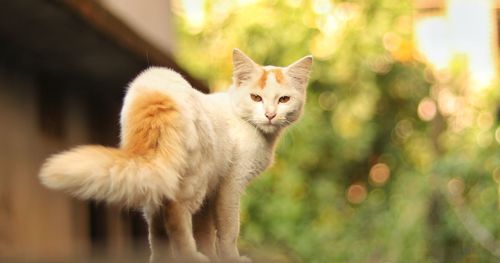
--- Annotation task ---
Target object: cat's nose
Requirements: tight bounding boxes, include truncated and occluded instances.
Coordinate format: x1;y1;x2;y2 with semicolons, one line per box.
265;112;276;120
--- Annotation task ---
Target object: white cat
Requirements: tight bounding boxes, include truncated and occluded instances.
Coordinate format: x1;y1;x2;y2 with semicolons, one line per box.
39;49;313;262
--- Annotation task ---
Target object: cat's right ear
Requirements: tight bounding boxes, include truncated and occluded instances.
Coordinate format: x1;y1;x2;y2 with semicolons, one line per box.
232;49;259;86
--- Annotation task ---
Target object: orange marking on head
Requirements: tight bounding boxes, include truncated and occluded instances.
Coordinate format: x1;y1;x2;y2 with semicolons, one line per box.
122;91;180;156
257;69;268;89
272;68;285;84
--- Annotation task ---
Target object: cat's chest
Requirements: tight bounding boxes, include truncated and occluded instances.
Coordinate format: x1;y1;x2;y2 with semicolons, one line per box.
229;120;274;173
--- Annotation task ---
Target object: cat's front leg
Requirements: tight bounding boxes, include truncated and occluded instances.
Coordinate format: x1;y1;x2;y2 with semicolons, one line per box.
215;177;252;263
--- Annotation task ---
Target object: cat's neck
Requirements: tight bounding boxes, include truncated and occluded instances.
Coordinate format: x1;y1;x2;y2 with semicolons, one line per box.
261;127;284;148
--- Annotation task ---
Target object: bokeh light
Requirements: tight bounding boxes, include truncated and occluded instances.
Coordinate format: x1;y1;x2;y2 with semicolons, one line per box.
369;163;391;186
492;167;500;184
477;112;494;131
318;91;337;111
395;119;414;140
476;131;493;148
417;98;437;121
346;184;367;204
437;88;458;116
447;178;465;196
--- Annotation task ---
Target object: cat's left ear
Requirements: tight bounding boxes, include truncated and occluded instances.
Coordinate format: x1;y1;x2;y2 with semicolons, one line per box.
232;48;260;86
285;55;313;91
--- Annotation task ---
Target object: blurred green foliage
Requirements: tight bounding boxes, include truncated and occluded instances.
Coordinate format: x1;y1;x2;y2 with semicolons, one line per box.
173;0;500;262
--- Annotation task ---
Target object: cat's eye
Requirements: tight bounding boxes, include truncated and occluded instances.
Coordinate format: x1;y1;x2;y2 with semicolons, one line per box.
250;94;262;102
278;96;290;103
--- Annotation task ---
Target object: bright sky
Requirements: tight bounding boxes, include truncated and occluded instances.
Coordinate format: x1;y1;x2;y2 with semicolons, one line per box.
415;0;497;89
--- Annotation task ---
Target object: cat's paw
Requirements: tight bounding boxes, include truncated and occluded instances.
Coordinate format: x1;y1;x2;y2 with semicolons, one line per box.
221;255;252;263
236;255;252;263
183;252;210;263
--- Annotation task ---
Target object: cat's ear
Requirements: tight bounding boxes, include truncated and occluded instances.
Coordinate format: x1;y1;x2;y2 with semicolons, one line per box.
232;48;259;86
285;55;313;91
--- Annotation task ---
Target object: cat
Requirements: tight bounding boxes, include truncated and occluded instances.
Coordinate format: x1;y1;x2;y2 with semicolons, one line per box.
39;49;313;262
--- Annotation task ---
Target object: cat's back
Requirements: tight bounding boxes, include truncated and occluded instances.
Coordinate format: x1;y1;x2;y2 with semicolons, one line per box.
120;67;201;135
124;67;196;100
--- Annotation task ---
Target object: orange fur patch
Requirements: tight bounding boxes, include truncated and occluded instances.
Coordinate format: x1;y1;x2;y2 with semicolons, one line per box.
257;69;286;89
122;91;180;156
272;68;285;84
257;69;268;89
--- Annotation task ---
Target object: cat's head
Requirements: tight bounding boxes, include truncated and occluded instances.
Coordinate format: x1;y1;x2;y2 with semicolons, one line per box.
229;49;313;134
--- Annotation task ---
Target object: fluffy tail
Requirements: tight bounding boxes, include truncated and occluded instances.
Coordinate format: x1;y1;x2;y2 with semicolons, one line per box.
39;146;179;207
40;69;189;207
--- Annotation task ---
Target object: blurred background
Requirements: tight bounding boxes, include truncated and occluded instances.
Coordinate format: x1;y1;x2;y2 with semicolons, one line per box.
1;0;500;262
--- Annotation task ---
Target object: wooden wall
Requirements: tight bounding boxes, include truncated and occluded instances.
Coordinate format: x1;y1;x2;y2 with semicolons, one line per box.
0;65;148;262
0;65;89;261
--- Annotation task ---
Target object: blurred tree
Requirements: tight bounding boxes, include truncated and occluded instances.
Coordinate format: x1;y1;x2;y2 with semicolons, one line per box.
173;0;500;262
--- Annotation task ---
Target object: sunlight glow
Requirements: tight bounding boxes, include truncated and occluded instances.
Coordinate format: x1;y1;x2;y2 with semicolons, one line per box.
414;0;498;89
437;88;459;116
448;0;497;89
179;0;206;33
237;0;257;5
414;15;451;69
312;0;332;15
313;3;358;38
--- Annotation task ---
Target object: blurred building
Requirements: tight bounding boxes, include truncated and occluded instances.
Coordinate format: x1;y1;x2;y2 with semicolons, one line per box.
0;0;206;262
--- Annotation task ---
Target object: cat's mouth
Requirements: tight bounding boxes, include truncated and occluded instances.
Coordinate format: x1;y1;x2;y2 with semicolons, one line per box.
263;122;274;127
260;119;277;126
254;120;282;134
